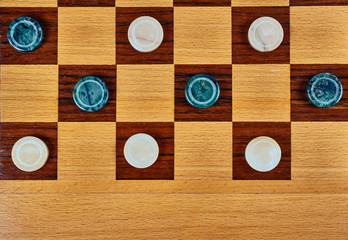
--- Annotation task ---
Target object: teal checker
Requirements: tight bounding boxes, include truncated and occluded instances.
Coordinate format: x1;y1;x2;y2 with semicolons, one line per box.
185;74;220;109
73;76;109;112
307;73;343;108
7;16;43;52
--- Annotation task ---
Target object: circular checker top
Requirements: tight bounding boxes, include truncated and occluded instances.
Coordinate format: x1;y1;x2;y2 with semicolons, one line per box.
128;16;164;53
124;133;159;169
185;74;220;109
245;136;281;172
307;73;343;108
11;136;49;172
7;16;43;52
248;16;284;52
73;76;109;112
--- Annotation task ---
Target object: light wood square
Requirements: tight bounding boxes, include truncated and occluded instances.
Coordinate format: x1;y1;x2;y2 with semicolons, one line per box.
175;122;232;180
174;7;231;64
116;0;173;6
291;6;348;64
232;0;289;6
0;0;57;7
58;7;115;65
117;65;174;122
292;122;348;180
0;65;58;122
58;122;116;180
233;64;290;122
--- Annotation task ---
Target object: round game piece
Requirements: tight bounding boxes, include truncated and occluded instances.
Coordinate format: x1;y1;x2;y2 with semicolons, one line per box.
185;74;220;109
128;16;164;53
245;136;281;172
124;133;159;169
307;73;343;108
11;136;49;172
7;16;43;52
73;76;109;112
248;16;283;52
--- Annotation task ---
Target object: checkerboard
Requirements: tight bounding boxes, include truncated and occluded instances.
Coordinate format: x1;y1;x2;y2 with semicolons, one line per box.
1;0;348;185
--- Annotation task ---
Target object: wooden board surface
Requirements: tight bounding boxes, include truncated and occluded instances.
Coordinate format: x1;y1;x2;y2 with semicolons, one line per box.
1;1;348;239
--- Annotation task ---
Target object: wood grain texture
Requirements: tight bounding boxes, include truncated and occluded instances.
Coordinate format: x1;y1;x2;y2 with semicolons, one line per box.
232;0;290;6
1;65;58;122
291;6;348;64
233;64;290;122
116;0;173;6
58;0;115;6
175;65;232;121
58;65;116;122
58;122;116;180
0;7;57;64
0;0;57;7
174;0;230;6
174;7;231;64
233;122;291;180
175;122;232;180
116;7;173;64
232;7;290;64
0;193;347;239
58;7;115;65
290;0;348;6
291;64;348;121
116;122;174;180
292;122;348;180
0;123;57;180
117;65;174;122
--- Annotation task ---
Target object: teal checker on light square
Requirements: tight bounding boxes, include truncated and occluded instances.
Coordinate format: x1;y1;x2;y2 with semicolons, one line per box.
307;73;343;108
7;16;43;52
185;74;220;109
73;76;109;112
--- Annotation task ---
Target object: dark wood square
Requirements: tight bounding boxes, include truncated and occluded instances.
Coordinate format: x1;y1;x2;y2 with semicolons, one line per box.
0;8;57;65
232;7;290;64
174;0;231;6
59;65;116;122
290;0;347;6
291;64;348;121
116;7;173;64
0;123;57;180
175;65;232;121
116;122;174;180
58;0;115;6
233;122;291;180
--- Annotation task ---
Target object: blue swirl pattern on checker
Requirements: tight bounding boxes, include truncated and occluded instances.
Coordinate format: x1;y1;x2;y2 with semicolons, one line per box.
185;74;220;109
307;73;343;108
7;16;43;52
73;76;109;112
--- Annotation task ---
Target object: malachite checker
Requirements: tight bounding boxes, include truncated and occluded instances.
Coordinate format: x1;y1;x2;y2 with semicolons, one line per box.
185;74;220;109
307;73;343;108
7;16;43;52
73;76;109;112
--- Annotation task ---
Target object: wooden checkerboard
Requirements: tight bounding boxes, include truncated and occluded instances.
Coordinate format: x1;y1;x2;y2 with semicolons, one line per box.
0;0;347;238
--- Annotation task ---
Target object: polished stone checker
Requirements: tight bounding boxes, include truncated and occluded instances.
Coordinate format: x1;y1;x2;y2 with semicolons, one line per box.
73;76;109;112
307;73;343;108
185;74;220;109
7;16;43;52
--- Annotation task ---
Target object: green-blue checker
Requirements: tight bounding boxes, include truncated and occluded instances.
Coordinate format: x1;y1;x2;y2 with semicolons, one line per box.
307;73;343;108
7;16;43;52
185;74;220;109
73;76;109;112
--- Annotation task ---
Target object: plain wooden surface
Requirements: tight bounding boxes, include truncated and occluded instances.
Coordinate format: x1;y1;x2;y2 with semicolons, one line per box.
291;6;348;64
0;0;57;7
290;0;348;6
117;65;174;122
0;65;58;122
174;0;230;6
174;7;232;64
58;0;115;6
232;0;289;6
116;0;173;6
58;7;115;65
233;64;290;122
